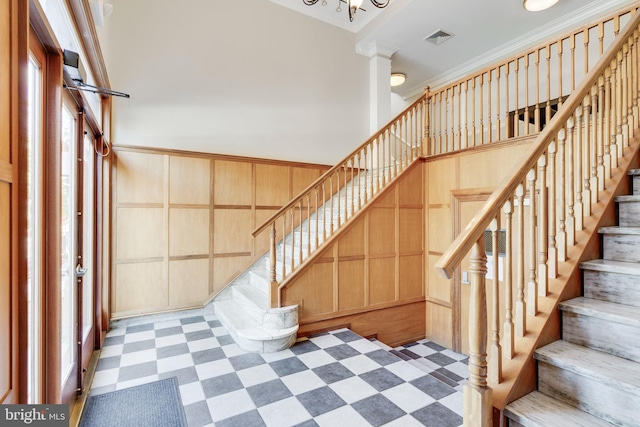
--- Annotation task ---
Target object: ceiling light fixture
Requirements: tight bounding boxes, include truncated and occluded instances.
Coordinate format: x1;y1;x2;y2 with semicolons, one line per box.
303;0;390;22
523;0;559;12
390;73;406;87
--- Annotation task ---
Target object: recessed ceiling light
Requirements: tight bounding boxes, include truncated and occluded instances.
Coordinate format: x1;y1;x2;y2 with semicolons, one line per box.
390;73;406;87
523;0;559;12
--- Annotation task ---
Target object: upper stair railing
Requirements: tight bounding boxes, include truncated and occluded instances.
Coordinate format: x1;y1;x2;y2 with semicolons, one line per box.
435;7;640;426
252;95;428;307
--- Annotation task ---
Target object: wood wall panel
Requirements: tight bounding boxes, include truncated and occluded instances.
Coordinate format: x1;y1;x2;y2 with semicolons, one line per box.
338;260;365;311
399;255;423;300
116;207;164;259
114;262;167;314
399;167;423;205
427;208;452;253
169;208;209;256
112;148;328;317
0;183;10;397
369;257;395;305
0;4;9;164
115;151;164;204
427;254;451;302
337;219;365;257
214;160;252;206
399;209;423;252
428;158;457;204
426;303;453;348
169;156;210;205
285;262;334;318
169;259;209;307
292;167;321;198
369;207;395;255
255;164;289;206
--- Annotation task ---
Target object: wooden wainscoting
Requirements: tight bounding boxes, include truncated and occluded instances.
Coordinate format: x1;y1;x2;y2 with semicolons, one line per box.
282;163;425;346
111;147;329;318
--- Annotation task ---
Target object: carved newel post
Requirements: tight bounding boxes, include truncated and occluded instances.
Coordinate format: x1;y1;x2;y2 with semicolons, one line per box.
464;239;492;427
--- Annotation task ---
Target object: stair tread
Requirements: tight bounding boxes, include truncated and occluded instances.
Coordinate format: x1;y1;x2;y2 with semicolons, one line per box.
535;340;640;392
560;297;640;327
629;169;640;176
214;299;297;340
234;284;268;309
615;194;640;202
505;391;616;427
580;259;640;275
598;226;640;235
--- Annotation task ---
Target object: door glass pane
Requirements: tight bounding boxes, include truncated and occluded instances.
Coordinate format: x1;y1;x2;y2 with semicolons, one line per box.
27;53;43;403
82;135;94;341
60;105;76;384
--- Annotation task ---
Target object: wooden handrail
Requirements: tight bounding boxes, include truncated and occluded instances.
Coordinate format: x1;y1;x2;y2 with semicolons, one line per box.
435;9;640;280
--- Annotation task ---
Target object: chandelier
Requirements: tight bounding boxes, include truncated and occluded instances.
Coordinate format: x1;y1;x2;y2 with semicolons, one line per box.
303;0;390;22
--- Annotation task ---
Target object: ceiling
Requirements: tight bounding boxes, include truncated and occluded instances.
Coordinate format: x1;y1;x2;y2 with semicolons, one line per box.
269;0;638;99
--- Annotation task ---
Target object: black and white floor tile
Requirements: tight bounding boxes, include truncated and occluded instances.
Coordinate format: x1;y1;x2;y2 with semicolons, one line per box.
90;314;467;427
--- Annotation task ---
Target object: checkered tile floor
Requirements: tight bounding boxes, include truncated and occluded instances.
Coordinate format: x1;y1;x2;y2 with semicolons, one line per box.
89;314;467;426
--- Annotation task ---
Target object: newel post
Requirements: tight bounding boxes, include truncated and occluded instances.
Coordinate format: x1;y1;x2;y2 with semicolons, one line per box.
269;223;279;308
464;239;492;427
423;86;431;157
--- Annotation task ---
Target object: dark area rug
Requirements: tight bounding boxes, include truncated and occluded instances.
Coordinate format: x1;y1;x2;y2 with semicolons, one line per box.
80;377;187;427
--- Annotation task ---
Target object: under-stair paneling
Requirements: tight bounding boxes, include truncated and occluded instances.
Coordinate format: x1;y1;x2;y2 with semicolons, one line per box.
282;163;425;346
0;182;11;400
112;147;328;318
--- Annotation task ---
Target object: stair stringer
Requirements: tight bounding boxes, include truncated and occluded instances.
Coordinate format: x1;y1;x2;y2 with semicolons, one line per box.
492;139;640;418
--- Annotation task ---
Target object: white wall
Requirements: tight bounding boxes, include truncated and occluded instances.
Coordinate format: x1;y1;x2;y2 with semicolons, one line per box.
97;0;370;164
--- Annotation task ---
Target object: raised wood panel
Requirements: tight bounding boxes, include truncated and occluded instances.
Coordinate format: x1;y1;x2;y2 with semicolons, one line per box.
375;188;396;207
399;164;423;205
428;254;451;302
169;208;209;256
214;160;252;206
115;151;164;204
116;207;164;259
459;144;526;189
213;255;252;295
0;5;8;163
284;262;334;319
292;167;320;199
0;183;10;396
337;218;365;257
369;207;395;255
338;259;365;311
426;303;453;348
255;164;289;206
169;259;209;307
114;262;167;314
428;207;452;253
399;208;423;252
254;208;279;256
428;158;457;204
213;209;252;254
169;156;210;205
399;255;423;299
369;257;395;305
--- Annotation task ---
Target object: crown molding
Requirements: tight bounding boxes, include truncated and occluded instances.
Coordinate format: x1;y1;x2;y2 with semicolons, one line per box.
356;40;399;58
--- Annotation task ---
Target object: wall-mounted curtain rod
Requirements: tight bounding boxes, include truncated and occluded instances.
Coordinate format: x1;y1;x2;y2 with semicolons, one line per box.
64;79;130;98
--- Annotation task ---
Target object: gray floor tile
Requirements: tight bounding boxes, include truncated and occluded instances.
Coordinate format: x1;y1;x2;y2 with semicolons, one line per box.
410;375;456;400
185;329;214;342
324;344;360;361
155;326;184;338
426;352;457;366
103;335;125;346
208;319;222;328
365;349;402;366
117;361;157;382
96;356;121;371
192;347;226;365
352;394;406;427
159;367;199;385
216;409;266;427
313;362;355;384
126;323;154;334
359;368;404;392
269;357;309;377
290;340;321;355
296;386;346;417
332;330;361;343
229;353;265;371
424;341;447;351
202;372;244;398
157;343;190;359
180;316;206;325
122;339;156;354
184;400;213;427
246;379;293;407
411;402;462;427
293;420;319;427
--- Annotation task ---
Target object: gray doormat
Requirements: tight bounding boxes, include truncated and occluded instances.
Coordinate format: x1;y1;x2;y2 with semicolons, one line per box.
80;377;187;427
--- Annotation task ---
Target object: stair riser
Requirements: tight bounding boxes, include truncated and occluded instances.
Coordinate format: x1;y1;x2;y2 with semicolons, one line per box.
249;272;271;294
634;175;639;195
583;270;640;308
562;312;640;363
538;362;640;427
602;234;640;263
232;288;266;325
618;201;640;227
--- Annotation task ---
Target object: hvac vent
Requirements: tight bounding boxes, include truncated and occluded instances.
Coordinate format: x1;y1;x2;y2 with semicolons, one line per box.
424;29;453;46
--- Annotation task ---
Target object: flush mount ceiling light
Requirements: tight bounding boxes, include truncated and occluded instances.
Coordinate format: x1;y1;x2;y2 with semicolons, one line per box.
390;73;406;87
523;0;559;12
303;0;390;22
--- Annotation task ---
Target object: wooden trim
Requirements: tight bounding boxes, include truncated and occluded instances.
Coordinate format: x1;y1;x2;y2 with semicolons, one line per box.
29;0;62;54
423;134;538;163
0;160;11;182
212;252;252;259
425;297;453;308
169;255;209;261
298;297;426;324
213;205;251;210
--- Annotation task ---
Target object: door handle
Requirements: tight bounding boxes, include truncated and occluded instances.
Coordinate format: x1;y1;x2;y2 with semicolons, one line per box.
76;264;87;277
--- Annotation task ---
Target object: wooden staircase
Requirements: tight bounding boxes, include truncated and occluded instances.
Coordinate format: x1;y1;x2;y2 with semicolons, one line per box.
504;168;640;426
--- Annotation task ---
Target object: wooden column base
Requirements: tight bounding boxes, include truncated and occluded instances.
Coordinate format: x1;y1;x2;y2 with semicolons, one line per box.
464;384;493;427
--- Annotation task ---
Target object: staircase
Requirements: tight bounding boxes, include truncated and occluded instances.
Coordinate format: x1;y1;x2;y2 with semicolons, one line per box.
504;168;640;426
207;167;387;353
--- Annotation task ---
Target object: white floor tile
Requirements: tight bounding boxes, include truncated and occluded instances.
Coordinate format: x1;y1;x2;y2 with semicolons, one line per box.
157;353;194;374
120;348;157;367
116;375;159;390
329;376;378;404
439;389;464;415
181;322;210;333
207;389;256;422
258;396;312;427
179;381;205;406
340;354;381;375
195;358;235;381
385;361;427;382
90;368;119;388
155;333;187;348
99;344;124;358
314;404;370;427
187;337;220;353
236;364;279;388
382;382;436;413
296;350;336;369
445;361;469;379
123;330;156;343
309;334;345;349
348;339;383;354
280;370;325;395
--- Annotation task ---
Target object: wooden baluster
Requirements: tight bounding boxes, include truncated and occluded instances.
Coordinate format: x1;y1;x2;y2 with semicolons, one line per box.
331;173;336;233
546;45;552;126
558;40;564;109
322;182;327;242
393;123;399;176
524;54;530;135
298;201;303;268
489;218;502;384
349;159;354;217
570;33;576;92
381;131;387;186
598;22;604;56
610;58;619;169
578;95;591;221
589;87;598;206
357;152;362;211
548;141;558;279
573;105;584;231
464;239;492;427
534;50;540;133
557;128;567;262
503;198;515;359
616;51;624;156
290;209;295;277
423;90;430;157
584;27;589;75
315;188;319;249
307;196;311;259
632;30;639;130
515;183;526;337
472;77;477;146
604;65;614;174
497;66;502;141
457;84;462;150
282;218;286;284
514;59;520;138
403;114;408;169
343;164;348;221
538;153;548;297
527;168;538;317
566;116;576;247
505;64;510;139
597;76;606;191
363;146;369;204
622;42;631;145
437;92;443;154
269;223;277;307
444;89;450;152
486;72;491;143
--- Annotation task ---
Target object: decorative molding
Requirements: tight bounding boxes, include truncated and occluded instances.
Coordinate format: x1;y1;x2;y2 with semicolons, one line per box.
403;0;638;99
356;40;399;58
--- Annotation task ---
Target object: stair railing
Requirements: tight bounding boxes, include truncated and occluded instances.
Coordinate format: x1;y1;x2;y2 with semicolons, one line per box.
252;94;429;308
435;9;640;427
428;6;638;155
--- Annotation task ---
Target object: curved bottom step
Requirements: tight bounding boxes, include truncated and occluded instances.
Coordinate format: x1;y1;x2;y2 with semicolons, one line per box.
214;299;298;353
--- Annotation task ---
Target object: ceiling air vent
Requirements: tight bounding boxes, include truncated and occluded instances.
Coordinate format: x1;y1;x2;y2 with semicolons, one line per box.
424;29;453;46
